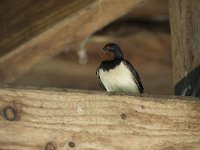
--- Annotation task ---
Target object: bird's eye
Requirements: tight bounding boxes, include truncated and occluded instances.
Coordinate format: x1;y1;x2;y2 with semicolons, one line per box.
106;46;115;51
106;46;112;49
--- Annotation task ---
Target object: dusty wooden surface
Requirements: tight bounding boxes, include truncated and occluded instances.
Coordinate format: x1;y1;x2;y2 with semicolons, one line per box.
169;0;200;85
0;0;142;84
0;87;199;150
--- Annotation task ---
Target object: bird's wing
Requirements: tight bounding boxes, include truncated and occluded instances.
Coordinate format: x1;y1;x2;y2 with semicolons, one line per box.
123;60;144;93
96;68;106;91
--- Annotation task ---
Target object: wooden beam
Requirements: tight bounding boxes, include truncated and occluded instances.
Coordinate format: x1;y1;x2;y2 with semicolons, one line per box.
0;87;199;149
0;0;142;84
0;0;93;56
169;0;200;85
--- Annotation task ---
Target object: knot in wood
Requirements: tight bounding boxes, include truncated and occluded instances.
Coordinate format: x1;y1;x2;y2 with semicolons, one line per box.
3;106;17;121
120;113;127;120
68;141;75;148
45;142;56;150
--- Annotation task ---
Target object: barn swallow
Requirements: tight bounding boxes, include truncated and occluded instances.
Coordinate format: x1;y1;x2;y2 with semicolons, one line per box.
96;43;144;93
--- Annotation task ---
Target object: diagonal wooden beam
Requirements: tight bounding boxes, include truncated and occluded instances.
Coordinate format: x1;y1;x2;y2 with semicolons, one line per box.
169;0;200;92
0;87;199;149
0;0;142;84
0;0;94;56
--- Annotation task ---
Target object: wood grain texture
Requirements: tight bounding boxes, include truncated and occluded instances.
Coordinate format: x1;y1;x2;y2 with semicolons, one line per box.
0;0;93;56
0;87;199;150
0;0;142;84
169;0;200;84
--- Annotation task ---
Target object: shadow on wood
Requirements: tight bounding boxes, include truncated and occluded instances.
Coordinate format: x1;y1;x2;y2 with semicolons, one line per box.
175;64;200;97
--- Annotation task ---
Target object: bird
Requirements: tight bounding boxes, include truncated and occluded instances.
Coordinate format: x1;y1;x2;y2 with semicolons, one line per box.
96;43;144;93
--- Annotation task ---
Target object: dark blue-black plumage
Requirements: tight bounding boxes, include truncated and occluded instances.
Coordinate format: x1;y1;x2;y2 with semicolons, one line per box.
96;43;144;93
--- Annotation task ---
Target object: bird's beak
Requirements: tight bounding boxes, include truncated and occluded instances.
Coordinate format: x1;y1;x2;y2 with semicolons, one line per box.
98;48;106;59
99;47;115;61
101;47;109;52
98;49;103;55
101;48;104;51
98;48;106;55
101;48;105;52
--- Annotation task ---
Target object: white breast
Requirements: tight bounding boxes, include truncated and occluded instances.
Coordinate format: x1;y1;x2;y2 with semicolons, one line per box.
99;62;139;93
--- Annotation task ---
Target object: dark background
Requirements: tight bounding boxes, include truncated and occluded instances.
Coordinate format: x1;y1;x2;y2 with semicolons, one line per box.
4;0;172;95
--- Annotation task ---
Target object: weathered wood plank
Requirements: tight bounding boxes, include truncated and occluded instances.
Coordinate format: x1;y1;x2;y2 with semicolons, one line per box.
0;0;142;84
169;0;200;85
0;87;199;150
0;0;93;56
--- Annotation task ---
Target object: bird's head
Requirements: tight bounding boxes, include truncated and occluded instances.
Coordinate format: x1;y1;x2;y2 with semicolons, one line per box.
100;43;124;61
